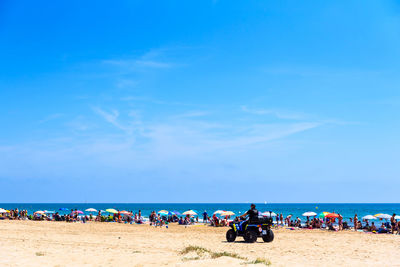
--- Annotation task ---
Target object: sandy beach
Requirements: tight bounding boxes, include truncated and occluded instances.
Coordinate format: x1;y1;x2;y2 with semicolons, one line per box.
1;220;399;266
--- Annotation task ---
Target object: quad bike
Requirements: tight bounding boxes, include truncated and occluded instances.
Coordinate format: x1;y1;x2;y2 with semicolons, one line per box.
226;214;274;243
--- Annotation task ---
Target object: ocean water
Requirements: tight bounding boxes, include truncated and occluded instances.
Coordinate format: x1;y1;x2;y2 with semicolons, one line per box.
1;203;399;221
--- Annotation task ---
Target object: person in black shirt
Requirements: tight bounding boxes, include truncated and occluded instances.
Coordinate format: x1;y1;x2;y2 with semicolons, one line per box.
239;204;258;229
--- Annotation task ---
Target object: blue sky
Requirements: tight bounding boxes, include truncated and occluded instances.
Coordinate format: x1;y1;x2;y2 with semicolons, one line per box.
1;0;399;203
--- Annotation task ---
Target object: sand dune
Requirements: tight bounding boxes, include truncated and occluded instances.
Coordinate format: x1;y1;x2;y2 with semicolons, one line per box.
0;220;399;266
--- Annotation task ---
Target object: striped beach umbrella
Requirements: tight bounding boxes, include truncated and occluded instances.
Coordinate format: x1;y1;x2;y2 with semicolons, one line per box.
182;210;197;216
158;210;169;215
213;210;225;215
318;212;330;218
220;211;235;216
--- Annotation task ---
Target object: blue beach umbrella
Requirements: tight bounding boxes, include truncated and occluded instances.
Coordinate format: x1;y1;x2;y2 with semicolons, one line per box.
59;208;69;211
172;211;181;216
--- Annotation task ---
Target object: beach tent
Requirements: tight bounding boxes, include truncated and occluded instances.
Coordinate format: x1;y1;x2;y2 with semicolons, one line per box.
220;211;235;216
374;213;391;219
106;208;118;214
85;208;97;212
302;212;317;217
362;215;377;220
182;210;197;216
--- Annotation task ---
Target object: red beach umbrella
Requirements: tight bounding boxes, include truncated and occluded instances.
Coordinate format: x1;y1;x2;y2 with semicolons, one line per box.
325;213;339;218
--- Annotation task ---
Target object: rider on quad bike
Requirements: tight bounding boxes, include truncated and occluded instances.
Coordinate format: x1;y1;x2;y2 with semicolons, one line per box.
226;204;274;243
239;203;259;226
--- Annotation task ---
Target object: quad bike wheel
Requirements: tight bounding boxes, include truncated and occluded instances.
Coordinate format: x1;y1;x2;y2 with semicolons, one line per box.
244;229;258;243
262;229;274;242
226;229;237;242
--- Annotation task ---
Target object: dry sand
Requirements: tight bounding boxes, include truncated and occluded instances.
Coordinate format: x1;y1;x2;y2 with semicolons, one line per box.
1;220;399;266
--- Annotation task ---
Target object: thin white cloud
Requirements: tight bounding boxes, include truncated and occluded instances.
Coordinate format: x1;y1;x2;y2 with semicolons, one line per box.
92;107;130;132
241;106;307;120
38;113;64;124
171;111;210;119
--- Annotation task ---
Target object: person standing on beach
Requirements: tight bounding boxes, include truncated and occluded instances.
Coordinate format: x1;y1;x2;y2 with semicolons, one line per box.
338;214;343;231
354;214;358;231
280;213;283;225
390;214;396;234
203;210;208;223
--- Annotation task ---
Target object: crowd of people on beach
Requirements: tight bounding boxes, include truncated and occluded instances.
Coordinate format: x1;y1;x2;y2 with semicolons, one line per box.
1;207;399;235
273;212;400;234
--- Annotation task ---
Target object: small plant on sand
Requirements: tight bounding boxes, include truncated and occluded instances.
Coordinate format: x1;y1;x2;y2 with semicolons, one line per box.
210;251;246;260
180;245;272;265
35;252;45;256
245;257;272;266
180;245;209;256
182;256;200;262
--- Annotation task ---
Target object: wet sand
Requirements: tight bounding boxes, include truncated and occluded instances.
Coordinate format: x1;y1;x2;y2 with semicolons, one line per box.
0;220;399;266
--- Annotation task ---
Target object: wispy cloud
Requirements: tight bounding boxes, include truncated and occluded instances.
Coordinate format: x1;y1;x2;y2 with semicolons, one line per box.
103;59;173;69
171;111;210;119
262;65;382;77
241;106;307;120
92;107;131;133
38;113;64;124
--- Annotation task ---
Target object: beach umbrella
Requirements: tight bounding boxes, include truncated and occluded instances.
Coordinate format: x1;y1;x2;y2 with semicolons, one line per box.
44;210;55;214
120;210;132;215
0;208;7;213
85;208;98;212
34;210;45;214
221;211;235;216
302;212;317;217
325;213;339;218
362;215;377;220
73;210;84;214
168;211;176;216
374;213;391;219
182;210;197;216
262;211;277;217
172;211;181;216
318;212;330;218
158;210;169;215
59;208;69;211
213;210;225;215
395;215;400;220
106;208;118;214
